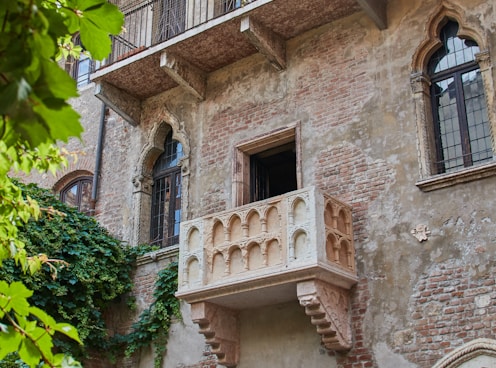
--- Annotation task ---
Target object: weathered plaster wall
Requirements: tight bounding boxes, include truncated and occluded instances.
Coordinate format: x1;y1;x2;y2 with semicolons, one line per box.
23;0;496;367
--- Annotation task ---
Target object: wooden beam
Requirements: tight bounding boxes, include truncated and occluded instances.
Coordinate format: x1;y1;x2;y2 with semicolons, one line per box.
94;82;141;126
240;16;286;71
160;52;206;101
356;0;387;30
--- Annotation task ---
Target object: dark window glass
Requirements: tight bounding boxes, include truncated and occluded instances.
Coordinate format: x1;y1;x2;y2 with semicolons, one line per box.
429;21;492;174
60;177;93;215
150;131;183;247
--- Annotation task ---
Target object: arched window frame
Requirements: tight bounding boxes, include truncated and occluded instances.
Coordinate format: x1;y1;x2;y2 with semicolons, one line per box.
131;114;190;250
60;176;93;215
411;4;496;191
150;130;184;247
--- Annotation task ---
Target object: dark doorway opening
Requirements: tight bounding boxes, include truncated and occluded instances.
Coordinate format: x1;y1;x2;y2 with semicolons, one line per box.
250;141;297;202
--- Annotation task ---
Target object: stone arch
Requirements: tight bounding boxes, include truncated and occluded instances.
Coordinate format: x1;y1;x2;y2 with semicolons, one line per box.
211;251;225;281
410;1;495;180
432;338;496;368
247;242;263;270
212;219;225;247
411;1;487;74
291;196;307;225
325;232;338;264
246;209;262;237
186;256;200;286
131;109;191;246
185;226;201;252
227;214;243;242
337;208;348;235
228;245;244;274
292;229;308;260
52;169;93;194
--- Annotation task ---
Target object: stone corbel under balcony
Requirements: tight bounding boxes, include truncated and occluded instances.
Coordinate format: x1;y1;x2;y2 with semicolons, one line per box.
190;302;240;368
356;0;387;30
188;278;352;368
95;81;141;126
160;52;207;101
240;16;286;71
297;279;352;350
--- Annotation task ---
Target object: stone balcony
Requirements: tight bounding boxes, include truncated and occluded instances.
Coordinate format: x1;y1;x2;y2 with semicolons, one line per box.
176;186;358;367
92;0;387;125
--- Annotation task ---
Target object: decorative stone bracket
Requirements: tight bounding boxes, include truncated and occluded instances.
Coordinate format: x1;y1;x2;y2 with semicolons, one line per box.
297;279;352;351
189;280;352;367
190;302;240;368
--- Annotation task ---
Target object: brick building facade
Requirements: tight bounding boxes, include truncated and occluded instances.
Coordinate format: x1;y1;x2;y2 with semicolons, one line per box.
29;0;496;367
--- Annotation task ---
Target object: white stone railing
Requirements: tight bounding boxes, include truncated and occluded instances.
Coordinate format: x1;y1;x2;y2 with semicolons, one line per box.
177;186;356;299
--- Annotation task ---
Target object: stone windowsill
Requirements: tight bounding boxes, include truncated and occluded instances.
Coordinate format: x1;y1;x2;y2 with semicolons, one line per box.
136;244;179;266
416;161;496;192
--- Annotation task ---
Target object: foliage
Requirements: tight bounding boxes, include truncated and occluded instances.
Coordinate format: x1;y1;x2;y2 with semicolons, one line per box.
0;281;82;367
112;262;181;368
0;0;123;366
0;183;181;367
0;182;136;359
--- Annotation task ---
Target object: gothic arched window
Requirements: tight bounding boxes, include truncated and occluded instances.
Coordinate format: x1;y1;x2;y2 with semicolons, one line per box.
150;131;183;247
428;20;492;174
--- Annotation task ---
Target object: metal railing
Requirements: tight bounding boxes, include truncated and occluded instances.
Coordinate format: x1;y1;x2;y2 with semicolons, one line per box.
106;0;257;64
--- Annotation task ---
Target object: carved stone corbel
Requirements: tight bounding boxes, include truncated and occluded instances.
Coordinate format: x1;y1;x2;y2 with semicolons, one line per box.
132;174;153;194
297;279;352;351
190;302;240;367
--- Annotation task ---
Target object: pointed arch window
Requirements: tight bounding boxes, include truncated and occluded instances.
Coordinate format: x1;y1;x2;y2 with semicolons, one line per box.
428;21;492;174
150;131;183;247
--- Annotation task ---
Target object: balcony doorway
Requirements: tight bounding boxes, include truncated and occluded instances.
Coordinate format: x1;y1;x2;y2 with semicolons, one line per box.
250;141;297;202
233;124;302;207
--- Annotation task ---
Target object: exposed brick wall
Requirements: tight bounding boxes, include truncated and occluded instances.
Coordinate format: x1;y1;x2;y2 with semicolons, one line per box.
398;260;496;366
314;143;395;243
334;278;377;368
199;18;378;219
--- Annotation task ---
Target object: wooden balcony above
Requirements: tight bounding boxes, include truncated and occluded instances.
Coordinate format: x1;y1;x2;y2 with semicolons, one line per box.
92;0;386;125
176;187;358;366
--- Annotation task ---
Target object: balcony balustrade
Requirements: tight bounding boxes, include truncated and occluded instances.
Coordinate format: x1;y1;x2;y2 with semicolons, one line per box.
108;0;256;64
176;186;358;367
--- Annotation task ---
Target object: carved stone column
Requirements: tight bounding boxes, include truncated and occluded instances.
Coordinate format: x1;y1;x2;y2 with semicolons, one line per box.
476;50;496;152
131;174;153;246
410;71;436;178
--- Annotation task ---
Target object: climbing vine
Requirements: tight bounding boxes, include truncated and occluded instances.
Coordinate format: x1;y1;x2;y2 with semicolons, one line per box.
0;182;137;359
0;182;181;366
112;262;181;368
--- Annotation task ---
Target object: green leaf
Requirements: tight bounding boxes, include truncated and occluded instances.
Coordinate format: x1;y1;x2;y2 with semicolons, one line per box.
0;79;32;115
79;19;112;60
82;2;123;34
0;326;21;360
54;323;82;344
18;337;42;368
3;281;33;316
29;306;57;330
33;101;83;144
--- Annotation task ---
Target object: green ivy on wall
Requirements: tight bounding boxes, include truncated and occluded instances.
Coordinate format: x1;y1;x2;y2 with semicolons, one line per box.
112;262;180;368
0;182;180;366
